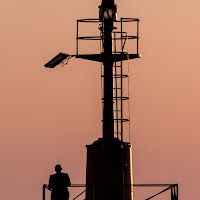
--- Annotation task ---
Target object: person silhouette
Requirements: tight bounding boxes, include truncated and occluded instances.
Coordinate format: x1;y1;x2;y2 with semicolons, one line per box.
48;165;71;200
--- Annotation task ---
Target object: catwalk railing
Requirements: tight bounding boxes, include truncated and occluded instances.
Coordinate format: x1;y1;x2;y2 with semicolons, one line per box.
43;183;178;200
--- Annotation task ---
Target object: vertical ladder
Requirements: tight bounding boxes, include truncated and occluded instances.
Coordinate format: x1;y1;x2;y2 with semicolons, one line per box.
112;31;130;142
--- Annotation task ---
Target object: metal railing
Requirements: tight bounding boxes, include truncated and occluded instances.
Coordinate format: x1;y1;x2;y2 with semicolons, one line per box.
43;183;178;200
76;18;140;57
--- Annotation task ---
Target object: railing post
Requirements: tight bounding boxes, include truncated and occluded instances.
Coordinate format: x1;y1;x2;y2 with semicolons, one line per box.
171;185;173;200
177;184;178;200
43;184;46;200
171;184;178;200
137;20;139;55
76;20;79;55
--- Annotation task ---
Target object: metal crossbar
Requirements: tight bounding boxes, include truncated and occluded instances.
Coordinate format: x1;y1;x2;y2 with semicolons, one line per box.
72;190;86;200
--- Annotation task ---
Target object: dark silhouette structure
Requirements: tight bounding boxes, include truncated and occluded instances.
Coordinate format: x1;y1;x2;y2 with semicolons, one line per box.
44;0;179;199
48;165;71;200
45;0;141;199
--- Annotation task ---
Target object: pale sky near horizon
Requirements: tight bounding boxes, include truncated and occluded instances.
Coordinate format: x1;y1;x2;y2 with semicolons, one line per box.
1;0;200;200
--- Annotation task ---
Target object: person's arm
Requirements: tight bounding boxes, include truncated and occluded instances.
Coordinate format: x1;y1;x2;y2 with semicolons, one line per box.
48;175;53;189
66;174;71;186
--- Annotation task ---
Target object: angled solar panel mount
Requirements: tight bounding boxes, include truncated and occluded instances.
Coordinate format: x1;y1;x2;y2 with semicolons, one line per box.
44;53;70;68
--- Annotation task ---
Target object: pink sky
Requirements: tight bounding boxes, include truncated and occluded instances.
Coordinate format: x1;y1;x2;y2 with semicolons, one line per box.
1;0;200;199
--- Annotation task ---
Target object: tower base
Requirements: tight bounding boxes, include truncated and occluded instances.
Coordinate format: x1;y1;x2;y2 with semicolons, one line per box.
86;138;133;200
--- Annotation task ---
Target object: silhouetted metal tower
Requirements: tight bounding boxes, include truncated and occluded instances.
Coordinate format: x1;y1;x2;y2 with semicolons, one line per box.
44;1;180;200
45;0;141;200
76;2;140;199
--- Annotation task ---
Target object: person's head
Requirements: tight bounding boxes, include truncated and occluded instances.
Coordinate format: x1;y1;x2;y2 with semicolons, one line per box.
55;164;62;173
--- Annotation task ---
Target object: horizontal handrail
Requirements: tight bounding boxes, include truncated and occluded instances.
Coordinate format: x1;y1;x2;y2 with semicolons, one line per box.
43;183;178;200
76;18;140;23
44;183;177;188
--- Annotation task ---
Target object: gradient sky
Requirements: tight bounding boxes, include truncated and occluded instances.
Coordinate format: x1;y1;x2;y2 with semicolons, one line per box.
1;0;200;200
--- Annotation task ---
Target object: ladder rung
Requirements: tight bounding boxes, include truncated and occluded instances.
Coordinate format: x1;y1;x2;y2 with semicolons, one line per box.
103;109;121;112
102;119;129;122
102;97;129;100
114;119;129;122
101;75;128;78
